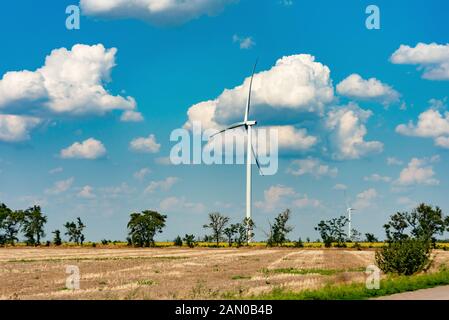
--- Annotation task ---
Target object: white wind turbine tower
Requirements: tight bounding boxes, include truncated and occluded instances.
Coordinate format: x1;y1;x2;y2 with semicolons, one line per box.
210;60;263;241
344;191;356;240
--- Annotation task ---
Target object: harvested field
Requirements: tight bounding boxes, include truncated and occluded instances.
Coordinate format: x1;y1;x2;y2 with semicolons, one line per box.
1;247;448;300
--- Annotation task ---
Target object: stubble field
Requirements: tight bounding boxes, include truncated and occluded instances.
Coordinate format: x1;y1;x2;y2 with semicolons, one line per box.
1;247;449;300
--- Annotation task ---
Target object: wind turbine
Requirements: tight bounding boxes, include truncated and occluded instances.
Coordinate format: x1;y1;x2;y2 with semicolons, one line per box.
210;60;263;241
344;191;356;240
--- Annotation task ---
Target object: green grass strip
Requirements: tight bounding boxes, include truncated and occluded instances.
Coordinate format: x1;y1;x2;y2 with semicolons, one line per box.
263;267;365;276
255;269;449;300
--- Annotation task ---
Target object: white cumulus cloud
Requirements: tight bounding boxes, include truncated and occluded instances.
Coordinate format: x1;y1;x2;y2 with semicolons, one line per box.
45;177;74;195
133;168;151;180
61;138;107;159
326;103;383;160
287;157;338;178
336;74;400;105
0;115;41;142
396;108;449;149
184;54;334;129
80;0;236;26
395;156;440;186
232;35;255;49
353;188;378;210
159;196;205;214
130;134;161;153
391;43;449;80
255;184;321;212
78;185;96;198
144;177;179;194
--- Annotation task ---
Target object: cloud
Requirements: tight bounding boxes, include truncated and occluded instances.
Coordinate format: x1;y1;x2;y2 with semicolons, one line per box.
120;110;144;122
184;54;334;129
49;167;63;174
232;35;255;49
396;107;449;148
333;184;347;190
287;157;338;178
80;0;236;26
78;185;96;199
279;0;294;6
130;134;161;153
387;157;404;166
100;183;134;199
0;44;137;118
325;103;383;160
45;177;74;195
395;157;440;186
60;138;107;159
159;196;206;214
205;125;317;156
133;168;151;180
255;184;321;212
155;156;172;165
363;174;391;183
144;177;179;194
390;43;449;80
336;74;400;104
291;195;321;209
397;196;415;208
0;115;41;142
274;126;317;151
353;188;378;210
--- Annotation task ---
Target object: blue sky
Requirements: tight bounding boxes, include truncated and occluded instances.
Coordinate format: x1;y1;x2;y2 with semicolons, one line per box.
1;0;448;241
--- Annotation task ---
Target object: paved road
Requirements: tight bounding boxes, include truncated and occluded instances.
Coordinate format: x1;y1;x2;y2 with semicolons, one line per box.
376;285;449;300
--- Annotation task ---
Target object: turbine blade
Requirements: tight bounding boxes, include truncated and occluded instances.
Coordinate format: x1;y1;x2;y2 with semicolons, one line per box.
209;122;246;140
250;141;264;176
244;58;259;123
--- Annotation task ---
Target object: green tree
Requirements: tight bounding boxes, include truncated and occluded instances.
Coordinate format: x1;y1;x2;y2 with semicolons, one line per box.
315;216;348;248
267;209;293;247
22;206;47;246
183;234;196;248
127;210;167;247
384;204;449;245
64;217;86;245
0;203;11;245
365;233;378;243
52;230;62;246
224;224;238;247
1;207;24;246
375;204;448;275
230;218;255;247
174;235;183;247
203;212;230;246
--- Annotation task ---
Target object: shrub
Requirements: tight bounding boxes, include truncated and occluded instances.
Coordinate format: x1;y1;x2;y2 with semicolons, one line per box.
375;239;432;275
101;239;109;245
294;237;304;248
174;236;183;247
183;234;196;248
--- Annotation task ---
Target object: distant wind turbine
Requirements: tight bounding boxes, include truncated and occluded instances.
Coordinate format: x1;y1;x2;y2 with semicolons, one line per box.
210;60;263;241
344;191;356;239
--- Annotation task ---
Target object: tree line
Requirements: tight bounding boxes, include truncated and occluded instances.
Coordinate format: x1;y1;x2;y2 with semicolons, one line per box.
0;203;86;246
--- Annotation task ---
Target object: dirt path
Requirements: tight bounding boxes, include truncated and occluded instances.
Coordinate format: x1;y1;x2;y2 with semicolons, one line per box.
375;285;449;300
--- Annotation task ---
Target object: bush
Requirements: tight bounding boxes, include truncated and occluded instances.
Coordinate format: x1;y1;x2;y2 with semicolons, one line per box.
183;234;196;248
174;236;183;247
375;239;432;275
101;239;109;245
294;237;304;248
